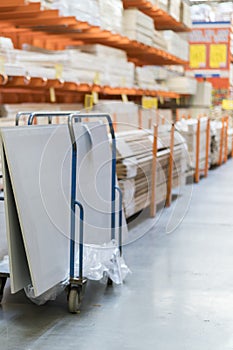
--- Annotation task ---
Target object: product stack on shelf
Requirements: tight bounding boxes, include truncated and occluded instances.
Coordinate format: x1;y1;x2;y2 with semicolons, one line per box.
122;9;155;46
176;117;210;174
77;45;135;88
190;82;213;108
165;76;197;95
163;31;189;61
0;42;135;88
180;1;192;28
94;100;174;131
152;30;168;51
135;66;169;91
116;127;187;218
36;0;124;33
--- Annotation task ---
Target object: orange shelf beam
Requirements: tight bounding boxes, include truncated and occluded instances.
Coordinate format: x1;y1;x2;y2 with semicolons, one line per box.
123;0;191;32
0;75;180;100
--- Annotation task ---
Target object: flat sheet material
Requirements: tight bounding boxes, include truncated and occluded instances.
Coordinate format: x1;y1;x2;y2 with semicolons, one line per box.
0;122;124;297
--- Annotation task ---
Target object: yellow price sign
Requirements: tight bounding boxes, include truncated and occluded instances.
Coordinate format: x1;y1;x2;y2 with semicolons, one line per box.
0;56;5;75
222;99;233;110
176;98;180;106
121;94;128;103
84;94;94;110
142;97;158;109
55;64;63;79
93;72;100;85
190;44;206;69
49;87;56;103
210;44;227;68
159;96;164;105
92;91;99;104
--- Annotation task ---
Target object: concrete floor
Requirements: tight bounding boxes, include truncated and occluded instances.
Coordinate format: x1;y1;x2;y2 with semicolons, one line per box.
1;160;233;350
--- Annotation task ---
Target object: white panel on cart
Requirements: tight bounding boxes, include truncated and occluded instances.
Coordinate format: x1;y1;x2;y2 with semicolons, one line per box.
0;122;126;297
1;147;31;293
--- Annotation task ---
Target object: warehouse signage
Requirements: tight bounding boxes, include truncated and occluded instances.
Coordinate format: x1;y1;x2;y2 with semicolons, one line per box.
188;22;231;75
188;22;231;105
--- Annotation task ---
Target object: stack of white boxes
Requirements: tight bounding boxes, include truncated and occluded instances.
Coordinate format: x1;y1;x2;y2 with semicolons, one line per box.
168;0;181;21
152;30;168;50
135;66;169;91
180;1;192;28
163;31;189;60
176;117;210;171
190;82;213;107
123;9;155;46
78;44;135;88
39;0;124;33
165;76;197;94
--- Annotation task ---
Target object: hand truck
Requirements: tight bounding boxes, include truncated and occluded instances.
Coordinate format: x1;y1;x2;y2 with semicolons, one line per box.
0;111;123;313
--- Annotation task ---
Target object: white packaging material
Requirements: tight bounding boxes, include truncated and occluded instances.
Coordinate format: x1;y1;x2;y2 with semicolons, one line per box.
190;82;212;107
123;9;154;32
24;240;131;305
0;37;14;50
152;30;168;50
180;1;192;28
135;66;169;90
78;44;127;60
191;4;213;22
165;77;197;95
123;9;154;45
52;0;101;27
99;0;123;33
74;45;134;88
153;66;169;80
163;31;189;61
105;60;135;88
39;0;123;32
168;0;181;21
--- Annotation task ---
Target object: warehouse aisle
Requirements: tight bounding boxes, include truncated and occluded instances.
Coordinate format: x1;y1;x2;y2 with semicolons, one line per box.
1;160;233;350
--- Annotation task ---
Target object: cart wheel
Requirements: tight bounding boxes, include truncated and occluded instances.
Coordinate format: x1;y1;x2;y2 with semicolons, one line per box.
68;287;81;314
107;278;113;286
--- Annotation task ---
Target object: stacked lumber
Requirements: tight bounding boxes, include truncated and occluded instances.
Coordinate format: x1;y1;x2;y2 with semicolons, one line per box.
211;119;233;166
116;127;187;218
176;117;210;173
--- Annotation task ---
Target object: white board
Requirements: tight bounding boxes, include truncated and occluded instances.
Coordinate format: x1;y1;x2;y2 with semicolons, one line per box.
1;146;31;293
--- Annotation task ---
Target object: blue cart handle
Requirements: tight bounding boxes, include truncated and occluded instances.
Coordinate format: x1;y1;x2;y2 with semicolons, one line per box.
28;111;80;126
70;200;84;280
115;186;123;256
15;111;80;126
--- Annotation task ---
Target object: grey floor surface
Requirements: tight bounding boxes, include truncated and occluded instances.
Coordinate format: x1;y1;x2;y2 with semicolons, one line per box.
1;160;233;350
